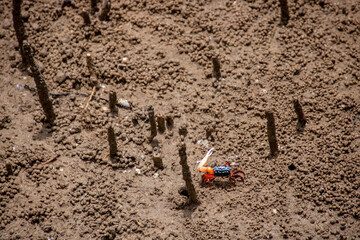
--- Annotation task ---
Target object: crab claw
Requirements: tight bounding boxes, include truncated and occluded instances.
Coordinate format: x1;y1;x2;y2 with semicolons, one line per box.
197;147;215;174
205;147;214;158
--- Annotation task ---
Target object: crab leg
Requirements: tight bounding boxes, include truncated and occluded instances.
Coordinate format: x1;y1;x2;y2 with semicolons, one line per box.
197;148;215;174
201;174;215;185
231;173;245;183
232;169;245;177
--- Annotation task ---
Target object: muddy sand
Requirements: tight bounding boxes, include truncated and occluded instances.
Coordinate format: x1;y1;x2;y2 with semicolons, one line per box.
0;0;359;239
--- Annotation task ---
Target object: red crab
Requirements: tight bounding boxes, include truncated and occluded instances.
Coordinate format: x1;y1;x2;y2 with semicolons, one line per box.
197;148;245;186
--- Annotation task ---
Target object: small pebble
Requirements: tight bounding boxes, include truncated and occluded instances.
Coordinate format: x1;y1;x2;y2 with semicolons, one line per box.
55;71;66;83
39;49;48;58
31;22;40;31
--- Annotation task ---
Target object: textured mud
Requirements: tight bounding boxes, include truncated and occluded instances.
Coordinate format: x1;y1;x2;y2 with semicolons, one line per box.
1;0;359;239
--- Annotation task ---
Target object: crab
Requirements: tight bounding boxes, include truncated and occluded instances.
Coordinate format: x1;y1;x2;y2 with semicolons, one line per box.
197;148;245;186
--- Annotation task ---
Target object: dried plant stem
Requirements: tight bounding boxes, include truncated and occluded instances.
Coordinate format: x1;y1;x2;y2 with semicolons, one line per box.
293;98;307;131
12;0;28;66
80;9;91;25
98;0;111;21
84;86;96;111
157;115;166;134
279;0;289;26
109;91;117;115
23;42;56;124
148;106;157;141
107;126;118;161
41;154;60;165
265;111;278;156
179;143;200;205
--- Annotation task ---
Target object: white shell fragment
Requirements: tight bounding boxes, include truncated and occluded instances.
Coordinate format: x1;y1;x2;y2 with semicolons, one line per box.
135;167;141;175
118;98;131;109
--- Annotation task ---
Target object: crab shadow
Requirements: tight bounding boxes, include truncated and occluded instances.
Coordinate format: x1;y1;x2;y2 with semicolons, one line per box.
199;179;236;190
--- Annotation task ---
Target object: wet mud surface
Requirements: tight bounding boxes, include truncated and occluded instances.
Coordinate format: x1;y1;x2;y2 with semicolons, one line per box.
0;0;359;239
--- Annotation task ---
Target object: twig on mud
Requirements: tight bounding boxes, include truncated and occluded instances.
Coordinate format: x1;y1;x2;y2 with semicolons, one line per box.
41;154;60;165
132;219;143;228
103;152;110;160
84;86;96;111
23;42;56;124
12;0;28;67
178;142;200;205
98;0;111;21
279;0;289;26
265;111;279;157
